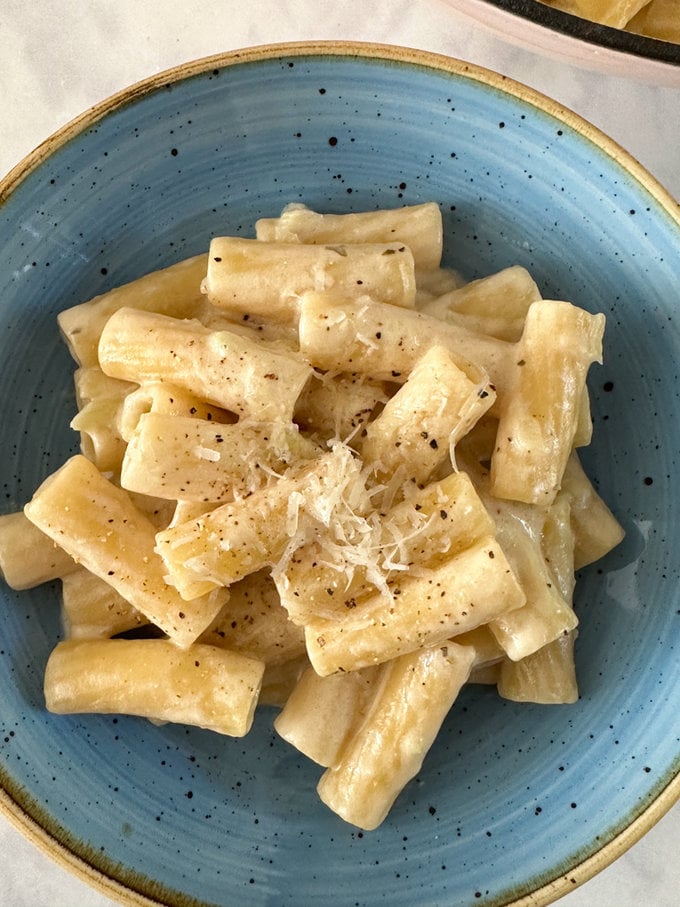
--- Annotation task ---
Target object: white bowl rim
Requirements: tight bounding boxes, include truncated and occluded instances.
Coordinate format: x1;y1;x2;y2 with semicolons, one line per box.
1;39;679;907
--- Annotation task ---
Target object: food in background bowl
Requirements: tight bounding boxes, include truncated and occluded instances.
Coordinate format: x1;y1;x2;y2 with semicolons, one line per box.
1;41;679;907
541;0;679;40
626;0;680;41
443;0;680;83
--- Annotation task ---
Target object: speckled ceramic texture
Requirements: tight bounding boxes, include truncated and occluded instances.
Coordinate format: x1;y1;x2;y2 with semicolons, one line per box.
1;43;679;907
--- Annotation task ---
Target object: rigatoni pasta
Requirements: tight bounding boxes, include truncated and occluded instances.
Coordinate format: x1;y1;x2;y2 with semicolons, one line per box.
255;201;444;271
45;638;264;737
24;454;227;647
1;199;624;831
202;237;418;320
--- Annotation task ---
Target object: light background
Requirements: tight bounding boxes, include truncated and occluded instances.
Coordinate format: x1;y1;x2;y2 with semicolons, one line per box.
1;1;678;905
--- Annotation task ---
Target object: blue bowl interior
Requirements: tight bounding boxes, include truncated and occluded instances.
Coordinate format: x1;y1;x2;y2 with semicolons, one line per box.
1;47;679;907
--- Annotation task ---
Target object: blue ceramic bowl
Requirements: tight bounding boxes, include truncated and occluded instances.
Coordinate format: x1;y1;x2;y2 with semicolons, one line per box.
1;42;679;907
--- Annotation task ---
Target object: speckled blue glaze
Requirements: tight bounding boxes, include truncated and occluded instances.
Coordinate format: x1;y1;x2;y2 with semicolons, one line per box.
1;44;679;907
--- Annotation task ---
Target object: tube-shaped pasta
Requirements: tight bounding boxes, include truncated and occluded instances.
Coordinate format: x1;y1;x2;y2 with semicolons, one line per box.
155;445;369;600
58;254;208;367
573;385;593;448
71;366;135;473
455;624;506;669
497;632;578;704
561;451;625;569
305;536;525;676
317;642;475;830
44;638;264;737
275;471;496;625
255;202;443;271
24;455;226;647
0;511;78;590
202;237;417;322
359;344;496;484
258;655;310;708
61;567;147;639
274;664;383;767
293;372;388;445
421;265;540;342
71;399;128;474
98;308;313;422
485;504;578;661
490;300;605;506
118;381;236;443
414;267;465;306
541;494;576;604
121;412;319;503
297;292;511;396
199;570;306;666
73;366;134;410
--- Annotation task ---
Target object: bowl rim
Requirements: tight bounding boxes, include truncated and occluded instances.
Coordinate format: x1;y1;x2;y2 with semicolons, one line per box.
1;39;679;907
438;0;680;85
472;0;680;64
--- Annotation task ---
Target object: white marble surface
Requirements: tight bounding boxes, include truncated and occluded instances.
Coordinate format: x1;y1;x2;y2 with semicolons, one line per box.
1;1;679;905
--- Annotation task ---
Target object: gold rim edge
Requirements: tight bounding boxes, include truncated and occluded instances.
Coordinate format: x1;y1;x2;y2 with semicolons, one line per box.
0;787;161;907
2;40;679;220
0;38;678;907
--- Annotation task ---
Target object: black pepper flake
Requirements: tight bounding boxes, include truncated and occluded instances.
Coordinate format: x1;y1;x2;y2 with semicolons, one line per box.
429;438;439;450
328;136;338;146
643;476;653;486
439;510;448;520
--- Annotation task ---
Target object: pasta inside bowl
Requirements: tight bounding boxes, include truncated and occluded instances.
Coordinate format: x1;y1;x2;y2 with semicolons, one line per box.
0;41;679;907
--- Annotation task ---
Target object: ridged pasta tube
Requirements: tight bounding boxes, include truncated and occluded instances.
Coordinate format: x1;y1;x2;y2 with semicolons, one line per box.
45;638;264;737
98;307;313;422
24;455;226;647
